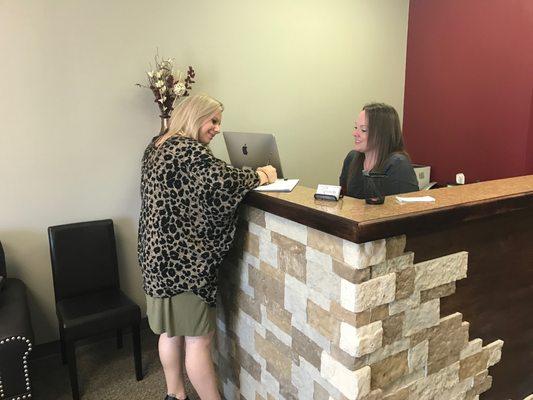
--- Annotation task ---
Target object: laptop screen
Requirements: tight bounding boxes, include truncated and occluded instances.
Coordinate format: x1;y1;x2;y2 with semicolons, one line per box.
223;132;284;178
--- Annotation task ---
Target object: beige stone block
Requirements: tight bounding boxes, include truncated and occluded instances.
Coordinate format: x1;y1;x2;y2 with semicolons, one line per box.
237;344;262;381
411;361;460;399
341;274;396;313
370;304;389;322
385;235;406;259
370;350;409;389
308;299;340;341
427;313;466;364
308;227;344;260
333;259;371;284
331;301;371;328
271;231;305;253
388;292;420;316
420;282;456;303
395;267;415;300
414;251;468;291
321;352;371;400
484;339;504;367
249;262;284;306
459;350;489;381
244;231;260;257
292;327;322;369
382;386;409;400
255;393;266;400
343;239;387;270
243;206;266;227
372;253;414;278
280;380;299;399
278;246;306;282
238;290;262;323
256;331;292;384
330;343;368;371
340;321;383;358
265;301;292;334
408;339;428;372
427;353;460;375
466;370;492;397
460;338;483;360
403;299;440;336
314;381;331;400
381;313;404;346
367;339;410;365
360;389;383;400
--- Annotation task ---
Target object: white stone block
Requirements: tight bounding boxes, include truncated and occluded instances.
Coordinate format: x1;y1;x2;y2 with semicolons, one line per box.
340;273;396;313
367;339;410;364
411;362;460;399
320;352;371;400
343;239;386;269
243;251;259;268
265;212;308;244
234;310;258;356
403;299;440;336
240;368;258;400
306;247;332;268
249;221;271;241
408;339;428;372
238;259;255;297
292;359;315;400
259;239;278;268
415;251;468;291
486;339;504;367
261;368;280;397
339;321;383;357
285;274;308;324
307;259;340;302
222;379;239;400
308;286;331;311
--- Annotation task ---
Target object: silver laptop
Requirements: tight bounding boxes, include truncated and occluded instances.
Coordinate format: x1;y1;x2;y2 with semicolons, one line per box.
223;132;284;178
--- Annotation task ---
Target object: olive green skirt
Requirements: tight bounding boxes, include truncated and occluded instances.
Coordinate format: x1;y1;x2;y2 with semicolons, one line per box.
146;292;216;337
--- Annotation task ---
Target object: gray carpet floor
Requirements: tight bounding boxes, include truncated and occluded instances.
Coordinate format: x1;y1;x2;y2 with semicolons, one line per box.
30;330;200;400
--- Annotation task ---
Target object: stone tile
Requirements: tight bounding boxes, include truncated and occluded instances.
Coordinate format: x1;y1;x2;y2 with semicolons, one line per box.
330;343;368;371
244;231;260;258
408;339;428;372
466;370;492;398
369;304;389;322
343;239;387;270
420;282;456;303
388;291;420;316
321;352;371;400
284;274;308;325
382;386;409;400
238;289;262;323
414;251;468;291
370;350;408;389
265;212;307;245
366;339;410;365
308;299;339;341
382;313;404;346
403;299;440;336
265;301;292;334
341;273;396;313
331;301;371;328
278;246;307;282
248;262;284;306
371;253;413;278
395;267;415;300
255;331;292;385
292;326;322;369
411;361;460;399
237;345;263;382
427;314;468;365
249;221;271;242
361;389;383;400
333;259;371;283
484;339;503;367
308;227;344;260
459;350;489;380
243;206;266;227
259;239;279;268
460;338;483;360
314;381;331;400
340;321;383;358
385;235;406;259
308;259;340;303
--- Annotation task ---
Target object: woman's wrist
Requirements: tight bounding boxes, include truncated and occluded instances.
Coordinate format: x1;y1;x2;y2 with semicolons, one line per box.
257;170;268;185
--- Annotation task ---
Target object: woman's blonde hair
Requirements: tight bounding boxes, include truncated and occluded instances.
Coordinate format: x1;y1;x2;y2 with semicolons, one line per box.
157;94;223;145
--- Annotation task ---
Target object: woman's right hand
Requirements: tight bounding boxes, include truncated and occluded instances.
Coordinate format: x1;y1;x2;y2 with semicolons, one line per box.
256;165;277;184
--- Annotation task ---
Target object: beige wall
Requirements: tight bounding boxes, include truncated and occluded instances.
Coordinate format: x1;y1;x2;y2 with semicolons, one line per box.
0;0;409;344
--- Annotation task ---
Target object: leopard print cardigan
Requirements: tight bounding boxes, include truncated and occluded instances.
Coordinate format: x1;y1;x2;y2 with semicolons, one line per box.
138;135;260;306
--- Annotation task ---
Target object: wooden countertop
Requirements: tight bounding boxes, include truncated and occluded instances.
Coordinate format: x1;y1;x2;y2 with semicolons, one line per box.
244;175;533;243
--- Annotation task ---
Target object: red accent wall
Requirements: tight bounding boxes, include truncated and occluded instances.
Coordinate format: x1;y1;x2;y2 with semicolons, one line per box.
403;0;533;184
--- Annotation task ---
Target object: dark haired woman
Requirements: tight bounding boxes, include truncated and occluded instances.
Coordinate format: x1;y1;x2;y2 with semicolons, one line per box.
339;103;419;199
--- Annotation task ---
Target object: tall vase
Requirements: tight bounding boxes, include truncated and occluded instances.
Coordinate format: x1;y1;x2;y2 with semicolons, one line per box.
159;116;170;135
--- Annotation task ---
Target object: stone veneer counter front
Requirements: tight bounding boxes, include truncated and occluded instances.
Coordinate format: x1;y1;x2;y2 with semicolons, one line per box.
214;175;533;400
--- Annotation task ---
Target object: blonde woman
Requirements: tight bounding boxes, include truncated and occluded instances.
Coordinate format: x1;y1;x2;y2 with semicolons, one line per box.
138;94;276;400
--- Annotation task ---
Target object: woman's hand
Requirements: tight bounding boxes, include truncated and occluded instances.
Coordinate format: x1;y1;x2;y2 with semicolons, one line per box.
256;165;277;184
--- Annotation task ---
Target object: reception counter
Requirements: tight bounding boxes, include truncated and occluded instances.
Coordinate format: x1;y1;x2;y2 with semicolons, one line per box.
215;175;533;400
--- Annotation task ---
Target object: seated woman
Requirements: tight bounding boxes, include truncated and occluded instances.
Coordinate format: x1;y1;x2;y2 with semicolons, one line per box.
339;103;419;199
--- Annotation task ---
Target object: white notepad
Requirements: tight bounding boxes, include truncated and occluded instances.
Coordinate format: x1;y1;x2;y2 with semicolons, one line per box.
254;179;299;192
395;195;436;203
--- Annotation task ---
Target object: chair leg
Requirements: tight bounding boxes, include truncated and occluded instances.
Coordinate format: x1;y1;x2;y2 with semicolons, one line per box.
66;340;80;400
132;323;143;381
59;326;67;365
116;328;123;349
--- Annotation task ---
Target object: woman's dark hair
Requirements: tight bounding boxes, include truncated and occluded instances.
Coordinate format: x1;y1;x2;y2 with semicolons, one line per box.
357;102;409;172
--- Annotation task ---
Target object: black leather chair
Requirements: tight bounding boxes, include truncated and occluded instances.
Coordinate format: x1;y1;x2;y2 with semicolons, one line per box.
48;219;143;400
